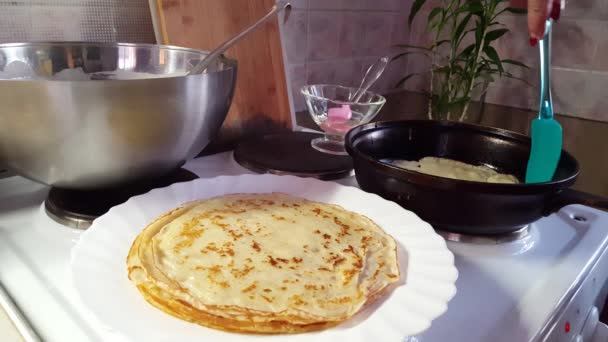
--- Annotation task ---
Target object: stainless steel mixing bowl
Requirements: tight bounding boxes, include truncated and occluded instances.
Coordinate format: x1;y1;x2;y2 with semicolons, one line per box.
0;42;237;189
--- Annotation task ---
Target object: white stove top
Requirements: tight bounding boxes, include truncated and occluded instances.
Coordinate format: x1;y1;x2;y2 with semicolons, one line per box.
1;152;607;342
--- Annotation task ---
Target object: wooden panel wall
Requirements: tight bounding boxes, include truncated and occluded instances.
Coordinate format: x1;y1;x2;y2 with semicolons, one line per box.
154;0;292;150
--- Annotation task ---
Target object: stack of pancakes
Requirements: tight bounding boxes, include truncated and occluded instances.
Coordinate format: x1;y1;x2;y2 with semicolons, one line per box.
127;193;399;333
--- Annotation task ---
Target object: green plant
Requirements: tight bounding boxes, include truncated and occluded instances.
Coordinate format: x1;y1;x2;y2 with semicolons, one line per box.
395;0;528;121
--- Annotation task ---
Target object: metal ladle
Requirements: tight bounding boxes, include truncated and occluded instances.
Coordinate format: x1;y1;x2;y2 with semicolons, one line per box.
188;1;292;75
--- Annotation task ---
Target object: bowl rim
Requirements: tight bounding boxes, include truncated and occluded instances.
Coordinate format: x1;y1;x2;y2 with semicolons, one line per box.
344;119;580;194
300;84;387;106
0;41;238;77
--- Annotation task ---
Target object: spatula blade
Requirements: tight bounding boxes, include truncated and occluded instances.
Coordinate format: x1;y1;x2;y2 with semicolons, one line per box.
525;118;563;184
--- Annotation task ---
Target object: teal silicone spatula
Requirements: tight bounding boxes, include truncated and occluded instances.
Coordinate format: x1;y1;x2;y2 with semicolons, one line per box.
525;19;563;184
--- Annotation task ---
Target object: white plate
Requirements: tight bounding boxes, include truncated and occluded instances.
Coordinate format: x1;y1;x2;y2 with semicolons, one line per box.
71;174;458;342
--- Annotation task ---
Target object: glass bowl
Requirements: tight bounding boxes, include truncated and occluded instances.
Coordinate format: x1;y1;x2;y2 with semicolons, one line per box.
301;84;386;155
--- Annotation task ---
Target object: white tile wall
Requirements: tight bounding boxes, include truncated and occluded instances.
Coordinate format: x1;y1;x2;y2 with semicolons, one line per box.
279;0;412;112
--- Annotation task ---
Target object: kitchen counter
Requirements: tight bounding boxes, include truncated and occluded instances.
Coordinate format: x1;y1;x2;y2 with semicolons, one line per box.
295;90;608;197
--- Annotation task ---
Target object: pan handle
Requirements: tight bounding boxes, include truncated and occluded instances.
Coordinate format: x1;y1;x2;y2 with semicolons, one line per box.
544;188;608;215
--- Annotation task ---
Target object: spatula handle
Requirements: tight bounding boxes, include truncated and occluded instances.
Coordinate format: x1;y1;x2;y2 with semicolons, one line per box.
539;19;554;120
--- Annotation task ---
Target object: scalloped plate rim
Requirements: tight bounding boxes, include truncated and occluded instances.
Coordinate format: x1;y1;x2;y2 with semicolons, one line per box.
71;174;458;341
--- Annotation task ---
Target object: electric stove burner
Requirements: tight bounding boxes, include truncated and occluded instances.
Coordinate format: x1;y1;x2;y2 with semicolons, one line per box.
44;168;198;230
234;132;354;180
436;225;531;244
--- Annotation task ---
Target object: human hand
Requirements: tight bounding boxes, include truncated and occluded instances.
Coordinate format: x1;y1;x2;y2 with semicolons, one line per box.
511;0;563;45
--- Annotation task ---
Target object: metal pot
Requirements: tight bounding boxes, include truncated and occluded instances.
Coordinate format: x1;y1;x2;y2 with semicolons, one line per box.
0;42;237;189
345;120;608;236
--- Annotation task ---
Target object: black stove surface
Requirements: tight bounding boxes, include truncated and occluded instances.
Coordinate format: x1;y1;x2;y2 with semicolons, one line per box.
45;168;198;229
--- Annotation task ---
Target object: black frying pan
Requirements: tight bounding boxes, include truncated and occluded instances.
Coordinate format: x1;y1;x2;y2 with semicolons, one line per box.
345;120;608;235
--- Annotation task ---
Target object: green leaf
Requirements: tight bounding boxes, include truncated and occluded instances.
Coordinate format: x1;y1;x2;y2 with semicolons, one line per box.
485;28;509;43
451;2;475;17
449;63;464;74
435;94;450;115
408;0;427;28
395;73;419;88
466;0;484;15
446;96;471;110
452;13;472;46
427;7;442;30
479;67;505;74
475;20;483;46
501;59;529;69
457;43;476;60
484;46;503;73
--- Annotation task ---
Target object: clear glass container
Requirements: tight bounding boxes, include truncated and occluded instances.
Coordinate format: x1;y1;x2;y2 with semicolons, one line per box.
301;84;386;155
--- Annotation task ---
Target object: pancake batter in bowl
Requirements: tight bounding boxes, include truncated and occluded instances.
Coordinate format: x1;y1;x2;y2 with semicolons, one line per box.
391;157;519;184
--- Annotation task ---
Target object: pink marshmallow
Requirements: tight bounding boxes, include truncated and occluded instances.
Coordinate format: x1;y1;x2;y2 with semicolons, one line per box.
327;104;352;122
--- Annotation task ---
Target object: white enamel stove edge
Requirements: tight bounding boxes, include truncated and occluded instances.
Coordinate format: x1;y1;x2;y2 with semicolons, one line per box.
0;151;607;342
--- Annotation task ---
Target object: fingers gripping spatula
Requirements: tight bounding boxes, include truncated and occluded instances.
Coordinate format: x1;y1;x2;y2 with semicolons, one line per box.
525;19;562;184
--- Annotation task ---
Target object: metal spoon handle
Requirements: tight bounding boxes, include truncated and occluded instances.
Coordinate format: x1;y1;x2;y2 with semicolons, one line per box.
351;56;390;103
188;1;292;75
539;19;554;120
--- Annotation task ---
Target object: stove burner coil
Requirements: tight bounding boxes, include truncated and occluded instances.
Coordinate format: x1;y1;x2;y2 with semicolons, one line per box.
44;168;198;229
436;226;530;244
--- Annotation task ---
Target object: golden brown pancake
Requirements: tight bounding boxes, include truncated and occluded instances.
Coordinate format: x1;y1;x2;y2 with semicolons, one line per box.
127;193;399;334
393;157;519;183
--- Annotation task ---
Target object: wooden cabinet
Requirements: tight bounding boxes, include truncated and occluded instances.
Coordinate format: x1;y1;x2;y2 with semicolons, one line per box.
152;0;292;151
